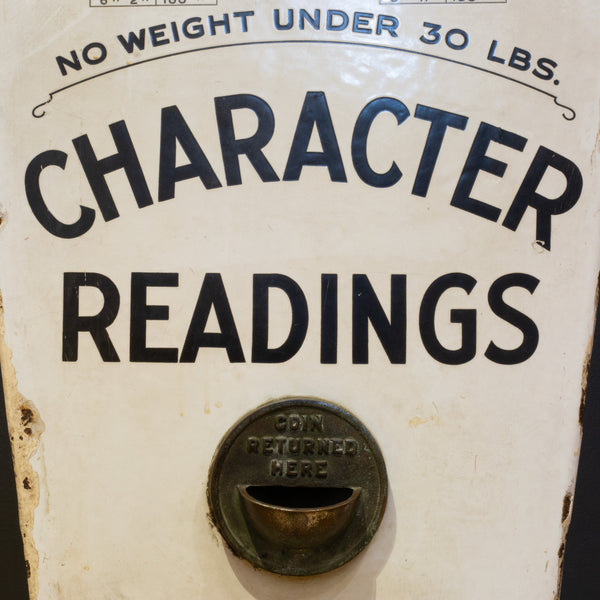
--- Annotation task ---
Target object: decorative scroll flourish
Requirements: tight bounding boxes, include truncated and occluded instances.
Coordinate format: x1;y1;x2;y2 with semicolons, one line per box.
32;95;54;119
553;97;576;122
32;40;576;121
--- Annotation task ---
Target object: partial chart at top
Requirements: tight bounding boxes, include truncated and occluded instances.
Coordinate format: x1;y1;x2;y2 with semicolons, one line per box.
90;0;218;7
379;0;506;4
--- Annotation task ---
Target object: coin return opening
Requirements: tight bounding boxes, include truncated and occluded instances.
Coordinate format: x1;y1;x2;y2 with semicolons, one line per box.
245;486;354;509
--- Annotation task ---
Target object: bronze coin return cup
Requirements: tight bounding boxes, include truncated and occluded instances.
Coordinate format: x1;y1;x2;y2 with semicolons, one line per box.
207;398;388;576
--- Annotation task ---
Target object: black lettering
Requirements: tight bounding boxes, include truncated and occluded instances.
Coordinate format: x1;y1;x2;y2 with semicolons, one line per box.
233;11;254;32
485;274;540;364
284;92;347;182
170;22;180;43
117;30;146;53
207;14;230;35
299;9;320;30
215;94;279;186
503;147;582;251
180;273;245;363
352;97;409;188
25;151;95;238
452;122;527;222
63;272;120;362
352;274;406;364
56;50;82;75
326;9;349;31
158;105;221;202
72;121;153;222
376;15;399;37
252;274;309;363
532;58;557;81
130;273;178;363
320;274;338;364
56;50;81;76
148;24;169;47
182;18;204;39
487;40;506;64
419;273;477;365
82;43;107;66
413;104;468;197
352;12;373;34
273;9;293;30
508;47;532;71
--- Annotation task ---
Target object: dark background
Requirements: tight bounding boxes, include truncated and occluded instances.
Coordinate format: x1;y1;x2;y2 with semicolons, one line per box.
1;327;599;598
561;311;600;599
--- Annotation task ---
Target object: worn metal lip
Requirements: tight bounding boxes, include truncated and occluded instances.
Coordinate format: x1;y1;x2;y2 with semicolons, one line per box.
238;485;363;552
238;484;361;513
206;397;388;576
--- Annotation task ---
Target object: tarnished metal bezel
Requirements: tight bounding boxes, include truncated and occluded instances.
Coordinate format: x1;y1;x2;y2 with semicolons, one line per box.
207;397;388;576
